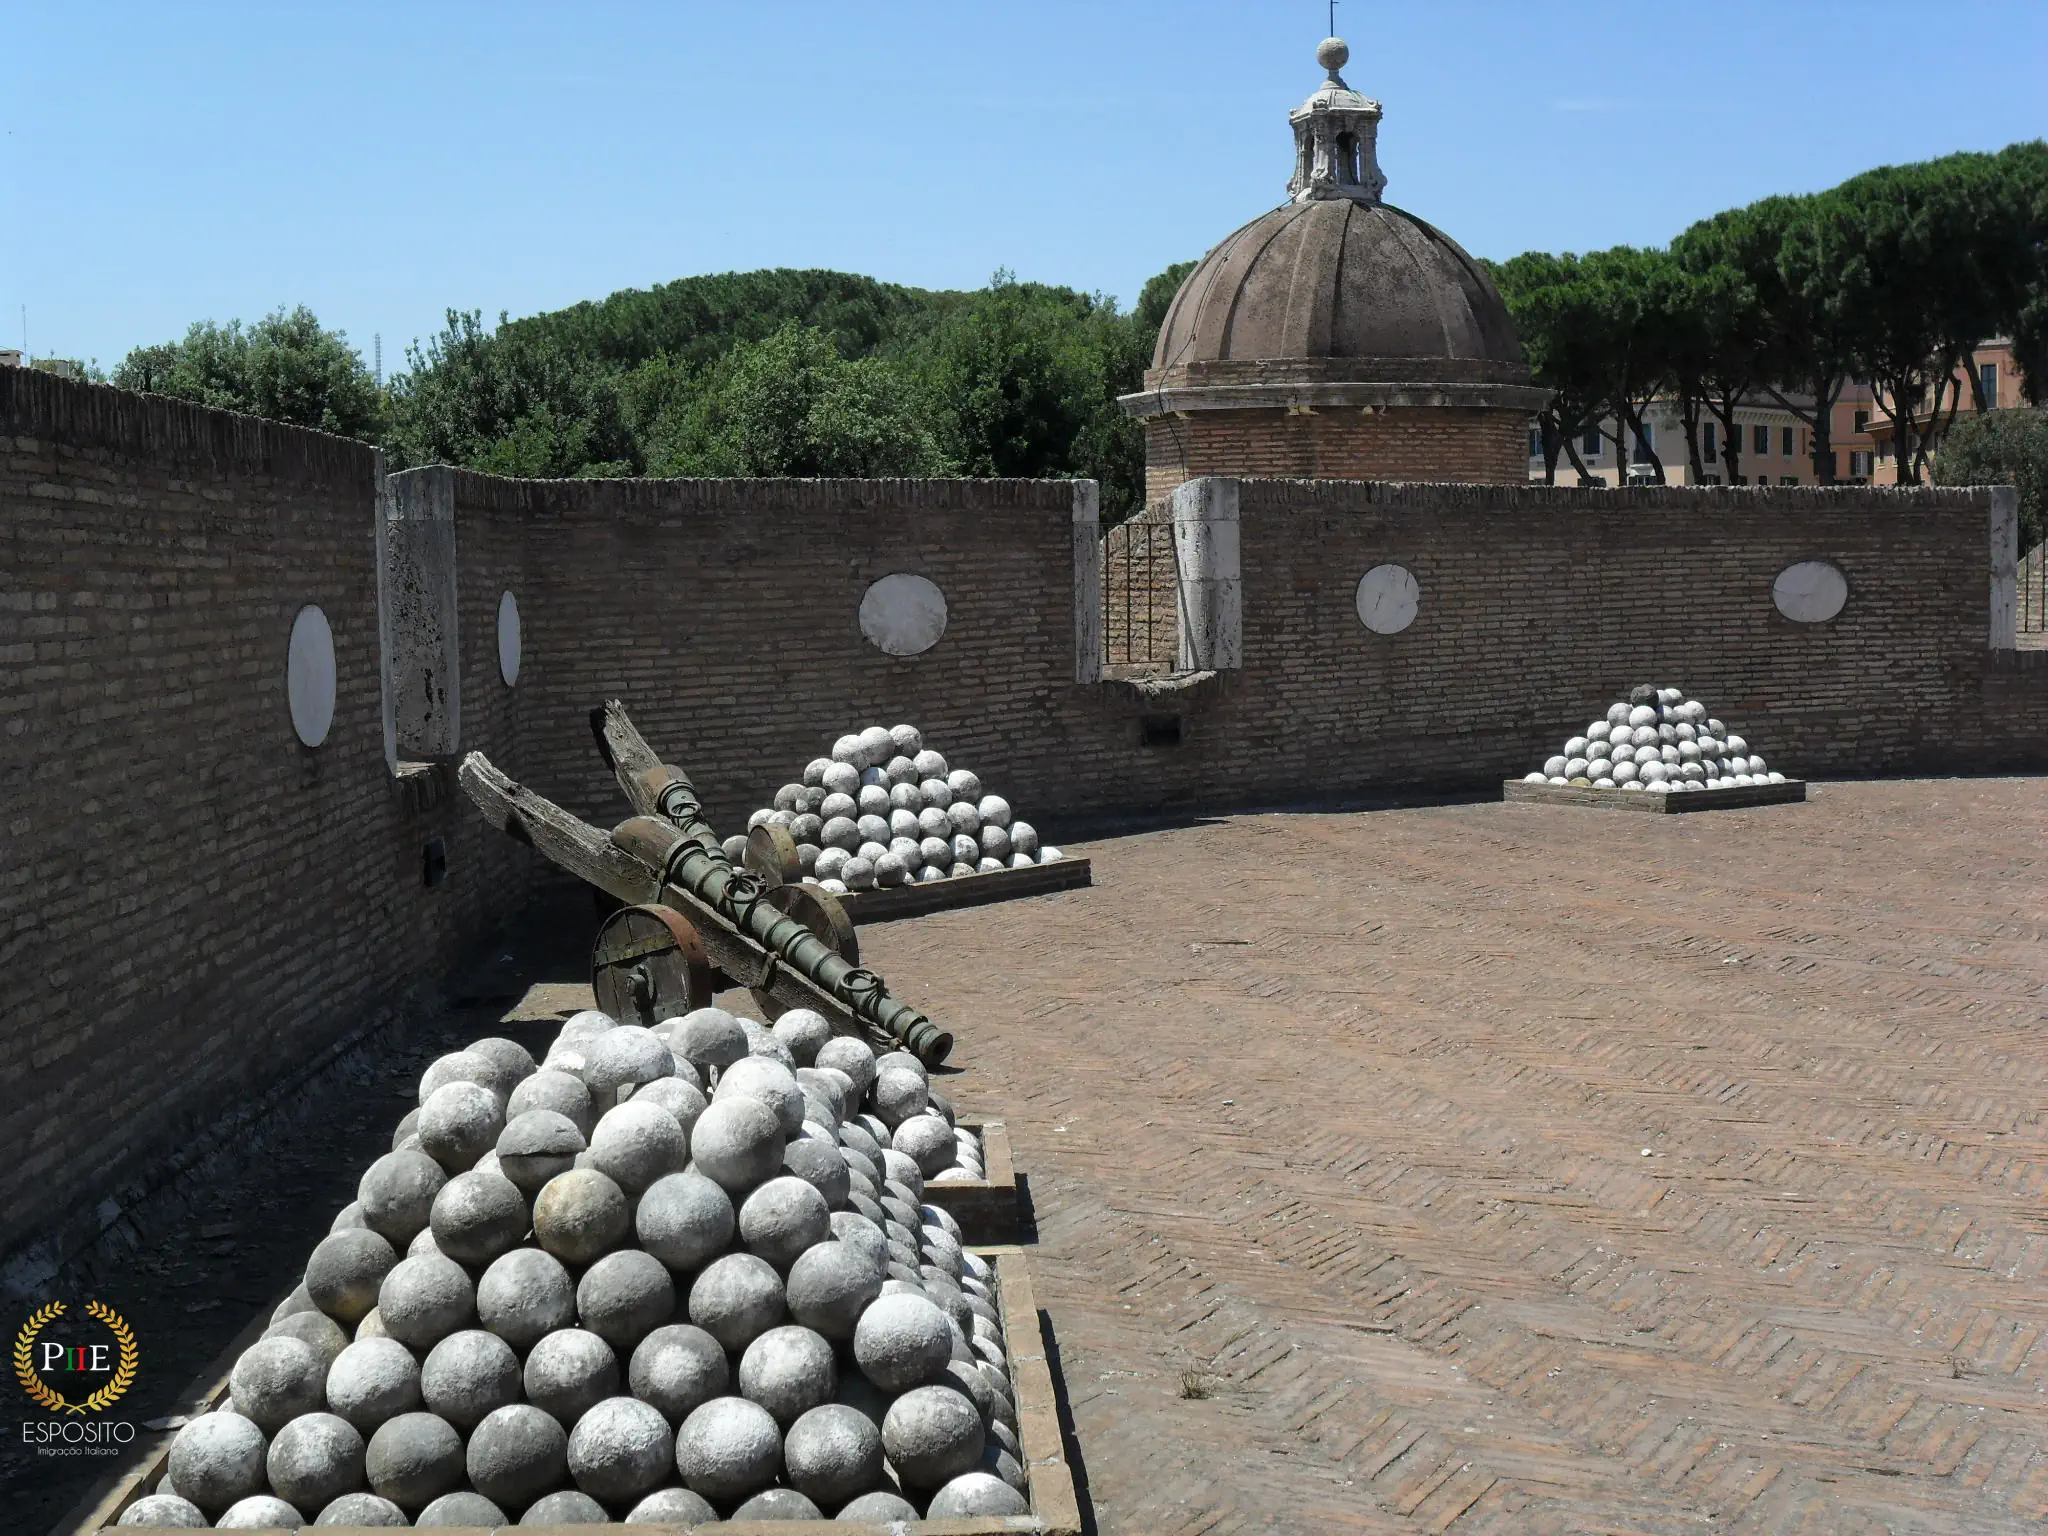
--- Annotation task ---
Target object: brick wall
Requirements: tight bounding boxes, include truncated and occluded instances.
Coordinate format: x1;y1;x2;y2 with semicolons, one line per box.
1144;406;1530;504
0;372;538;1276
392;468;1096;839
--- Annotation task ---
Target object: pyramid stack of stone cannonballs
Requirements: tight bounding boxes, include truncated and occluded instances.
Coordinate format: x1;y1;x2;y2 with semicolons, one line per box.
1521;685;1788;795
726;723;1064;894
120;1010;1025;1528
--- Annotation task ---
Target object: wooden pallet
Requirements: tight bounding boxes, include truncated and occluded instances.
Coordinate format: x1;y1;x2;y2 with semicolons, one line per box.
61;1250;1078;1535
921;1121;1021;1243
834;857;1091;924
1502;778;1807;813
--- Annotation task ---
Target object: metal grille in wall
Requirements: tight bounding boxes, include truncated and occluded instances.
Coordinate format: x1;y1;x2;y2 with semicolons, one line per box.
2023;541;2048;639
1102;516;1180;669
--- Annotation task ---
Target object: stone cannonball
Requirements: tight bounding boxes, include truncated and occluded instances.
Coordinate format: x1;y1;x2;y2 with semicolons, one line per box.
213;1494;306;1528
892;1113;957;1176
945;767;982;801
576;1249;676;1353
419;1049;498;1107
820;814;860;852
737;1323;836;1425
976;856;1005;873
715;1056;805;1137
675;1395;783;1502
912;834;952;871
883;1383;986;1490
418;1080;505;1173
507;1068;596;1138
838;1488;919;1519
830;1209;890;1265
795;1065;852;1121
390;1110;421;1152
532;1168;630;1264
518;1488;608;1524
774;781;804;812
821;788;860;822
920;777;954;813
556;1008;618;1044
977;794;1012;830
945;801;982;838
1008;820;1040;858
303;1228;399;1330
885;758;919;793
824;746;861;783
635;1168;736;1272
889;723;924;756
872;1068;929;1129
167;1411;268;1515
771;1007;833;1065
675;1006;749;1072
741;1019;796;1069
888;802;921;839
313;1490;410;1525
266;1411;365;1513
733;1487;824;1519
916;804;951;840
781;1135;851;1207
325;1337;421;1435
781;1402;884;1508
845;724;885;766
888;783;921;816
465;1402;569;1509
912;744;948;777
628;1322;728;1425
364;1410;465;1511
841;854;876;890
857;786;891;820
264;1308;348;1370
689;1095;785;1194
419;1329;520;1433
476;1247;575;1351
357;1150;449;1249
566;1395;673;1504
227;1337;326;1436
815;1036;877;1100
739;1175;832;1271
523;1328;618;1428
930;1469;1030;1517
416;1490;509;1527
581;1025;673;1105
116;1494;210;1527
814;845;852;883
687;1252;787;1353
586;1099;689;1194
496;1109;587;1197
428;1167;530;1267
881;1153;926;1204
625;1487;718;1524
465;1036;537;1098
952;857;978;879
853;1291;953;1392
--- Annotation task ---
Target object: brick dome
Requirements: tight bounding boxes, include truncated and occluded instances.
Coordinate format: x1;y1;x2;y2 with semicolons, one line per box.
1148;198;1528;386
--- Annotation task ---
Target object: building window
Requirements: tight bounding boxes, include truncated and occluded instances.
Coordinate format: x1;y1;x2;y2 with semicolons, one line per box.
1582;426;1601;456
1528;427;1541;458
1828;450;1840;479
1850;450;1873;477
1700;473;1721;485
1632;424;1654;464
1782;426;1795;457
1877;441;1892;462
1702;422;1717;459
1753;423;1770;455
1780;476;1798;486
1853;408;1870;434
1981;361;1998;407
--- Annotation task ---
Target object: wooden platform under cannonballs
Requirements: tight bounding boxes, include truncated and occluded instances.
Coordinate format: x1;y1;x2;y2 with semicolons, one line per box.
919;1121;1020;1243
1502;778;1808;813
60;1246;1079;1536
834;856;1091;923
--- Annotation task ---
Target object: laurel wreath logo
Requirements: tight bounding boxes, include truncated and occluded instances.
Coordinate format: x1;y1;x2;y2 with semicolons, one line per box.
13;1301;139;1415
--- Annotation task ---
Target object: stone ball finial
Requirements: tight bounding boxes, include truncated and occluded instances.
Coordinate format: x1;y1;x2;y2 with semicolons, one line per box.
1316;36;1349;74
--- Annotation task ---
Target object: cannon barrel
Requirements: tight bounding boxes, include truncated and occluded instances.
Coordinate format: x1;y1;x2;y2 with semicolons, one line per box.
612;796;953;1064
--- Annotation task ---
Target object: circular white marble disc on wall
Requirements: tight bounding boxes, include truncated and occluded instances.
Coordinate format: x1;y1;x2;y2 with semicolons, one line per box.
498;589;522;685
1355;564;1419;635
287;604;336;747
1772;560;1848;623
859;573;948;656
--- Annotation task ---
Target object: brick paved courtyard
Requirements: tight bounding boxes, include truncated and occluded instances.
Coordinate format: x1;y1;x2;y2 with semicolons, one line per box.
854;779;2048;1535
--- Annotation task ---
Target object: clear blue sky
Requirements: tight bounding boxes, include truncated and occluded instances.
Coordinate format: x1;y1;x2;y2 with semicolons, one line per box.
6;2;2045;374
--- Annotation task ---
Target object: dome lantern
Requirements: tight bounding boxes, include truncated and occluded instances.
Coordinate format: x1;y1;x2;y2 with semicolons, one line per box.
1287;38;1386;206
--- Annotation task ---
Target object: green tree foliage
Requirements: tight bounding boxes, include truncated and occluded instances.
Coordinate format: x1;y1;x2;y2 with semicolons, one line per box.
1501;139;2048;487
112;306;385;440
1934;408;2048;550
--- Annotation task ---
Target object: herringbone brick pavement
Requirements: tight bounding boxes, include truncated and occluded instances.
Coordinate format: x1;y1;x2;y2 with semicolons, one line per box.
855;779;2048;1535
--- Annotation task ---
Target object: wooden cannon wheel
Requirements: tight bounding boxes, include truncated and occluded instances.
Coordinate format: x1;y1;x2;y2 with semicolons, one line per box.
750;882;858;1022
591;903;717;1028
